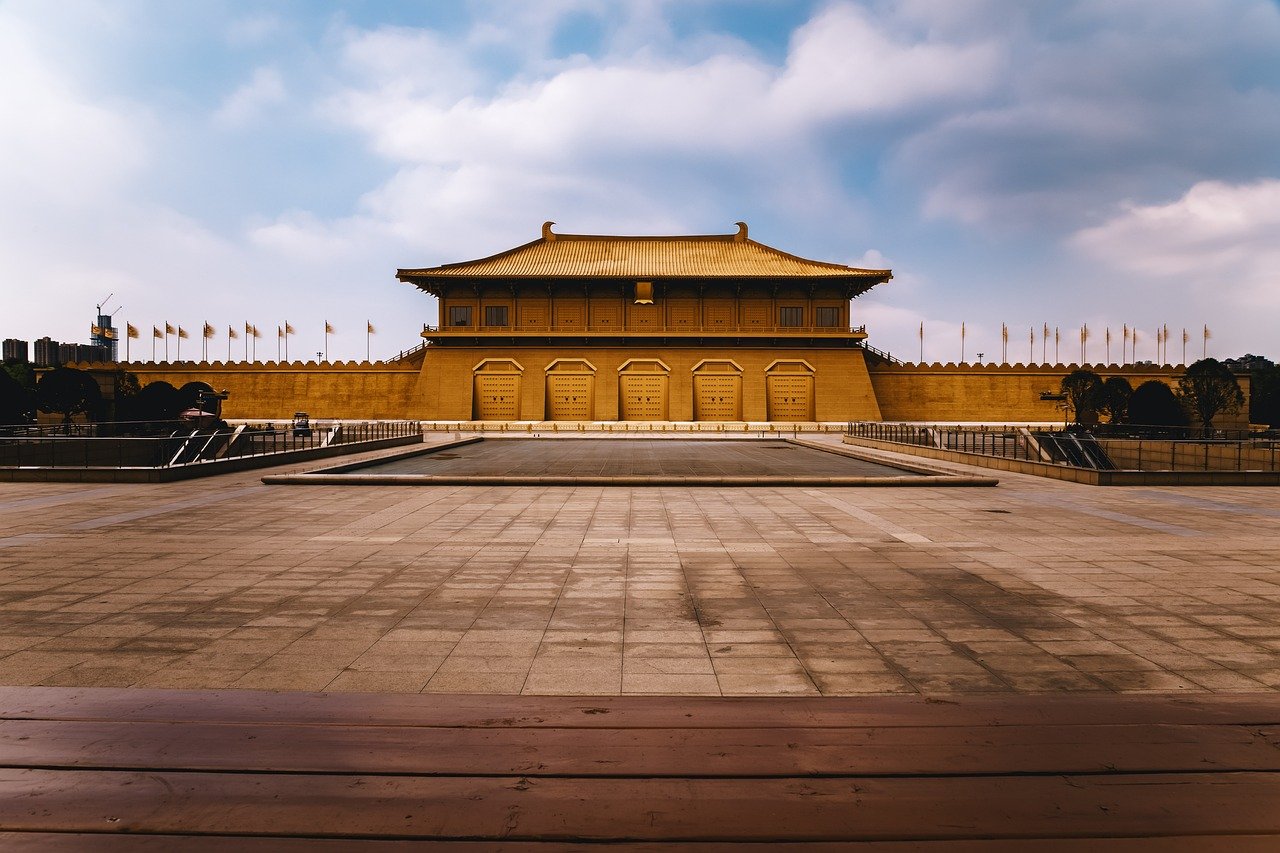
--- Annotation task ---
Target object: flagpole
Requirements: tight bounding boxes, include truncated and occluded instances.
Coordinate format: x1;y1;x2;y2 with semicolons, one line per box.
961;321;966;364
1029;327;1033;365
918;321;924;363
228;327;232;362
1042;324;1048;365
366;321;371;362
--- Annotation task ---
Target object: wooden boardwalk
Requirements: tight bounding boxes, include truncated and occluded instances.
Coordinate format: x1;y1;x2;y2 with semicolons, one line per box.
2;687;1280;849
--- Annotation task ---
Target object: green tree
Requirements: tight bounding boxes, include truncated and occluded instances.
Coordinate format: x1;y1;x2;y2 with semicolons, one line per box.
3;360;35;390
36;367;102;426
1060;369;1103;425
97;370;144;433
0;369;34;424
1177;358;1244;435
133;380;182;422
177;381;216;412
1129;380;1189;427
1098;376;1133;424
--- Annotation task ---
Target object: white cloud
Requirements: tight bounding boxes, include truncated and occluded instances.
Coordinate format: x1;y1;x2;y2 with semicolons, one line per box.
1071;179;1280;306
0;13;146;208
891;0;1280;230
849;249;891;270
773;3;1002;121
213;67;287;128
331;3;1000;168
273;3;999;268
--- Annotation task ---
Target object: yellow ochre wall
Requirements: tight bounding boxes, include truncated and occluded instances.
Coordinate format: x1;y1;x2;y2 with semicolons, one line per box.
93;361;421;421
74;355;1250;426
417;346;883;422
868;362;1251;429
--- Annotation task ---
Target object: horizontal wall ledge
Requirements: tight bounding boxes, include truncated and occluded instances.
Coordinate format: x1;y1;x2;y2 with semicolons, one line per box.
261;473;997;487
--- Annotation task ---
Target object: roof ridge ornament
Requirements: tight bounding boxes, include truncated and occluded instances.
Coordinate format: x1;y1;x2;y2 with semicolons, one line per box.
542;221;557;242
734;221;748;242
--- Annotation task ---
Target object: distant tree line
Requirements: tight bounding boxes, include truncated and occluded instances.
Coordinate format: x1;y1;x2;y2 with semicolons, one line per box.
0;362;217;432
1059;358;1252;433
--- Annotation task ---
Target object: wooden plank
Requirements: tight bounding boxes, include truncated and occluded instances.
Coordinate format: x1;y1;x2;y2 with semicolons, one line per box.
2;833;1280;852
4;687;1280;729
2;719;1277;777
4;768;1280;841
4;834;1280;852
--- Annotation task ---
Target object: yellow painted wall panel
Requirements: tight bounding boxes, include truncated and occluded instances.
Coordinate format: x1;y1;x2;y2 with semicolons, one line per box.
111;362;420;421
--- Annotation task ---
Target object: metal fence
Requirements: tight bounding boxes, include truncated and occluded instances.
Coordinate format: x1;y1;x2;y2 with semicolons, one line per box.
0;421;420;469
846;422;1280;473
845;423;1046;461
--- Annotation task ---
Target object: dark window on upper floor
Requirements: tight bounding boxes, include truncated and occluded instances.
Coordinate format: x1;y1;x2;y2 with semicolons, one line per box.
779;306;803;327
449;306;472;327
815;307;840;327
484;306;508;327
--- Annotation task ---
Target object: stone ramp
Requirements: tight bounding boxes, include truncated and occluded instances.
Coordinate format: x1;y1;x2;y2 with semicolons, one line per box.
2;687;1279;847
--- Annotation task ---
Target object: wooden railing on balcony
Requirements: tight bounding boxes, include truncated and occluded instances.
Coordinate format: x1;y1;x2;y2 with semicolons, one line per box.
422;324;868;337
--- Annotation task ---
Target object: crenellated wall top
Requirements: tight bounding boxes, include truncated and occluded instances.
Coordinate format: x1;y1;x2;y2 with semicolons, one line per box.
68;359;419;371
869;361;1187;373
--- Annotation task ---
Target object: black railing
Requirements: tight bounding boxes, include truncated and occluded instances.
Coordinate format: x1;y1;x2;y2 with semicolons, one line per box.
856;342;904;365
390;342;429;361
421;323;870;335
845;422;1280;473
0;421;421;469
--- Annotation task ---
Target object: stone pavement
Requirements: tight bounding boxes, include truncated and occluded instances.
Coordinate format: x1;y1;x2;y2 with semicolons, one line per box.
349;438;921;478
1;435;1278;697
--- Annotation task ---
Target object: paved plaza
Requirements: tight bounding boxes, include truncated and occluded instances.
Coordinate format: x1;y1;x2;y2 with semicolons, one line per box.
347;438;924;478
1;435;1278;697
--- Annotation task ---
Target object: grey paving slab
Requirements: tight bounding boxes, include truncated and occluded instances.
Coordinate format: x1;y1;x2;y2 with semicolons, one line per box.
345;438;923;478
0;435;1278;696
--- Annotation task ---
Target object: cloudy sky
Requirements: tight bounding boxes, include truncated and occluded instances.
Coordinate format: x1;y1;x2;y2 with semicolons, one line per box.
2;0;1278;364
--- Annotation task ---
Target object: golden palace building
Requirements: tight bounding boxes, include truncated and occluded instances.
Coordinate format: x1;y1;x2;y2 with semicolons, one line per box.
398;222;891;422
98;222;1221;426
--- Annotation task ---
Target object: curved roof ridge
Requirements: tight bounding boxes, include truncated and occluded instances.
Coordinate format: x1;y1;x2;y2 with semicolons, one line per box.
397;222;893;283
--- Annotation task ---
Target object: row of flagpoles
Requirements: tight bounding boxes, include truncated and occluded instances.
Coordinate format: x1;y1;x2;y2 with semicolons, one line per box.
920;323;1213;366
118;321;378;363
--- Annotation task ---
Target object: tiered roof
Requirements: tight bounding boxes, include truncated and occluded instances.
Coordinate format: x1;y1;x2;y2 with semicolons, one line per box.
399;222;891;295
